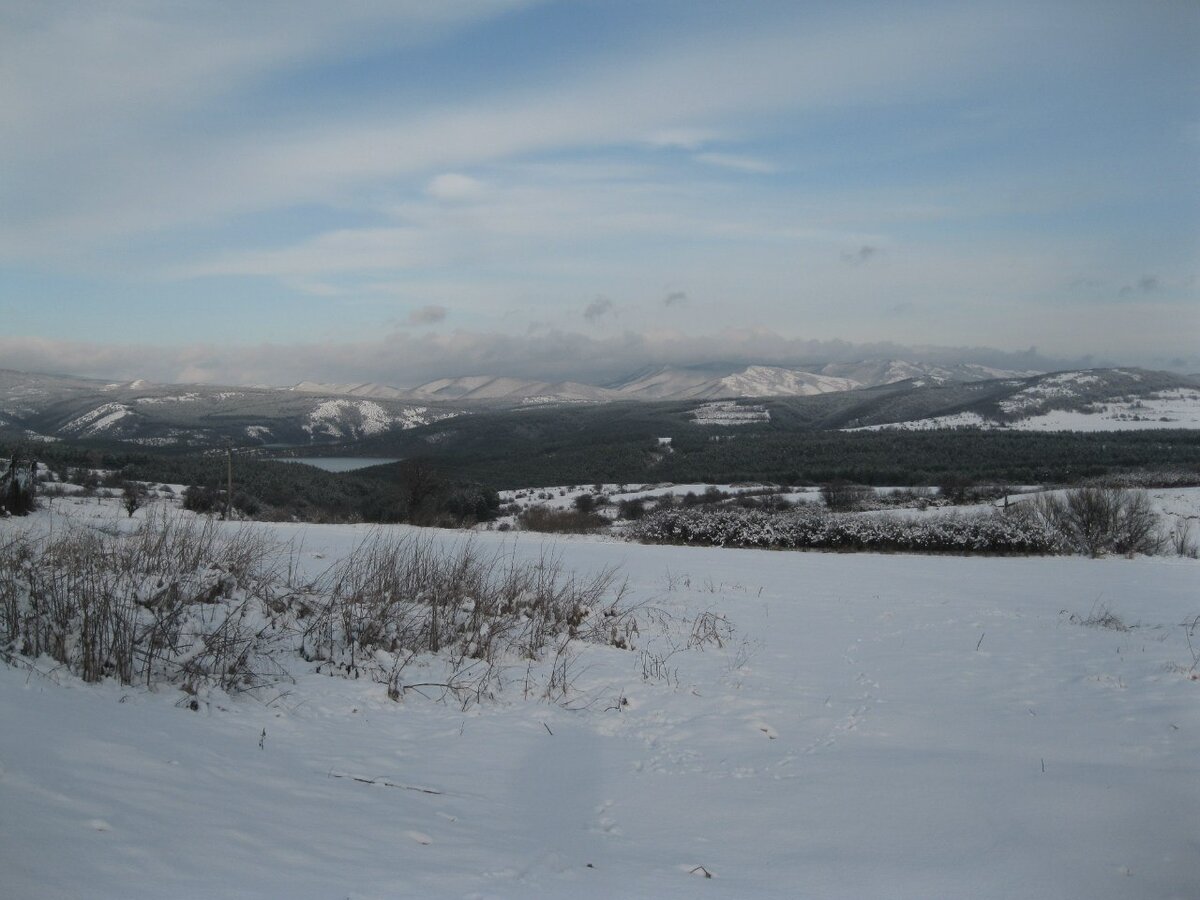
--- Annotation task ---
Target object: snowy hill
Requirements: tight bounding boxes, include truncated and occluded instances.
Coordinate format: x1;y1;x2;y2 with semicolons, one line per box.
0;371;465;449
410;375;617;403
610;360;1036;401
846;369;1200;432
715;365;858;397
814;358;1037;388
292;380;414;400
4;365;1197;453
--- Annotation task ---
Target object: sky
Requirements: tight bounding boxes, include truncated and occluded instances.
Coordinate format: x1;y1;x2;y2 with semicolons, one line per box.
1;0;1197;385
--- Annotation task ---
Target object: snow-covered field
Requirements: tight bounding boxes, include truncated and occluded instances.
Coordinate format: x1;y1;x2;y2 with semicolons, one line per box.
690;401;771;426
2;499;1198;899
848;388;1200;432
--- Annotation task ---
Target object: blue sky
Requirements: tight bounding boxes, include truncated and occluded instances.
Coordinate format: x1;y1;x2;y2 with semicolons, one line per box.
1;0;1197;384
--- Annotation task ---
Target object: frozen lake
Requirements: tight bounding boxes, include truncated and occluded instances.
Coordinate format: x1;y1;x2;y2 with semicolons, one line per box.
270;457;401;472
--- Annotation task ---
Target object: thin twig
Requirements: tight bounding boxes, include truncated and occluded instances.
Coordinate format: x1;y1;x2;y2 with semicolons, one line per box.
327;771;443;795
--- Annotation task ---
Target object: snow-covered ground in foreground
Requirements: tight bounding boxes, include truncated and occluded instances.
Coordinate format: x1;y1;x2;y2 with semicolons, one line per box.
2;501;1199;899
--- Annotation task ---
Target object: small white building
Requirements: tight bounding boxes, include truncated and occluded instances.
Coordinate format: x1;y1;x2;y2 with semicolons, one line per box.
656;437;673;447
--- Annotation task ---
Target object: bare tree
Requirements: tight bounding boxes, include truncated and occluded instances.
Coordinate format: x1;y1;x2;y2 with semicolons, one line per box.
122;481;148;518
1;454;36;516
821;480;872;512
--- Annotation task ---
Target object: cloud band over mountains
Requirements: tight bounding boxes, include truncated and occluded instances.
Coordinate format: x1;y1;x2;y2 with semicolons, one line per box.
0;329;1134;390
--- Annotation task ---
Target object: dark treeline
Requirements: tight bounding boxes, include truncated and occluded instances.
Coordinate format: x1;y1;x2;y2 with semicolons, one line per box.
7;427;1199;511
344;424;1200;488
1;441;497;525
658;429;1200;487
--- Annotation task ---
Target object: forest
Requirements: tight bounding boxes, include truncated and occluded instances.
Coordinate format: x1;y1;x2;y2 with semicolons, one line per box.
7;426;1199;524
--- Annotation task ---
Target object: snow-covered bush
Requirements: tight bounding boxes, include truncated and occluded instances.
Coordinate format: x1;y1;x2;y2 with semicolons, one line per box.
630;506;1064;555
0;513;276;687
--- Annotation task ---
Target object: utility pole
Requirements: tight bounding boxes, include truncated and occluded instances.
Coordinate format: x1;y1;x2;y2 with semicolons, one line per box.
225;441;234;520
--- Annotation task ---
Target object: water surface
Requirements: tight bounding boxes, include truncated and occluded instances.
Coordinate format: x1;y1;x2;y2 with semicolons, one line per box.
271;457;400;473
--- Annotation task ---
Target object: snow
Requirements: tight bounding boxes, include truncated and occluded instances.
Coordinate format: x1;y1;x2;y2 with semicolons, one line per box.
690;401;771;426
1011;389;1200;431
716;366;858;397
60;403;134;436
998;372;1104;414
847;389;1200;433
134;393;202;404
304;400;457;439
846;411;992;431
2;497;1198;898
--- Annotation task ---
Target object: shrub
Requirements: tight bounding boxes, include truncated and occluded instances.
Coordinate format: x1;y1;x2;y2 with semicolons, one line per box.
518;506;608;534
820;480;872;511
937;474;975;504
630;505;1063;555
182;484;222;515
1;456;36;516
617;497;647;520
1169;519;1197;558
1034;487;1162;557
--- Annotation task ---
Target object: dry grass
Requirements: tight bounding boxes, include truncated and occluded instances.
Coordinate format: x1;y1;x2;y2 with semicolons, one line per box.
0;513;635;706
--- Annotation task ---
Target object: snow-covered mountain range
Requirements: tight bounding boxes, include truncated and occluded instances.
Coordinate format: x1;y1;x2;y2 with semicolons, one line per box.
2;364;1197;451
294;360;1040;405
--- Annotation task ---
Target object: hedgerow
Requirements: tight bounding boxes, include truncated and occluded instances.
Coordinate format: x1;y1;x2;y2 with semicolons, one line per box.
630;506;1064;555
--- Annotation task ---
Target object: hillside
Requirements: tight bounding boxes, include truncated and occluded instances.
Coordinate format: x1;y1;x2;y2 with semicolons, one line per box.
286;359;1044;405
0;369;464;450
2;367;1197;465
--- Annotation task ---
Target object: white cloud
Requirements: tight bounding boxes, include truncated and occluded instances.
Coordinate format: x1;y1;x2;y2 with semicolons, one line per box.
644;128;718;150
0;330;1112;389
0;4;1041;259
175;228;432;278
694;152;778;174
426;173;486;201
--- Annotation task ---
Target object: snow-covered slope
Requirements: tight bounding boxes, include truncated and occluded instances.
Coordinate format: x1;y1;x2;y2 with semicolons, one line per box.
608;365;851;400
411;375;616;403
59;402;138;436
0;372;467;449
613;360;1034;401
303;399;457;440
847;371;1200;432
292;380;414;400
690;400;771;425
715;365;858;397
817;359;1037;388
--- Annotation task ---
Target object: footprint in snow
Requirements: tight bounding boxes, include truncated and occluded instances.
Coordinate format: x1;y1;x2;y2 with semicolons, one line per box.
591;800;623;836
751;720;778;739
